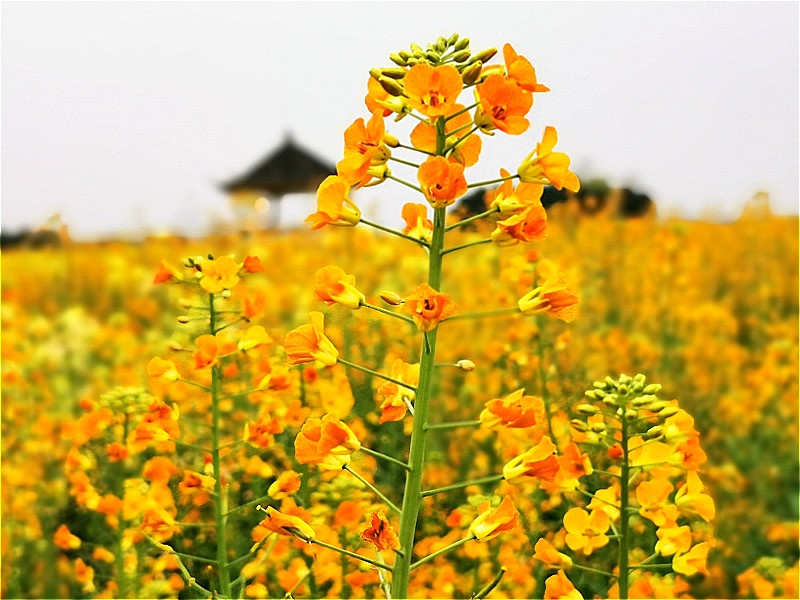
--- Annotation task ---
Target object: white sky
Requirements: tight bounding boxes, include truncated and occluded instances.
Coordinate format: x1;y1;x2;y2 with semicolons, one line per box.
2;1;798;238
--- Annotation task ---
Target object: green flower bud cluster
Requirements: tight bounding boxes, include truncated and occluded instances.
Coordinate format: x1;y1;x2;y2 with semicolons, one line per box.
377;33;497;82
571;373;674;441
97;385;153;415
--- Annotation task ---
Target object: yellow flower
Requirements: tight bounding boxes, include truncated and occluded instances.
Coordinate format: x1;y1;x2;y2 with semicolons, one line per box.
294;414;361;470
313;265;365;310
469;495;519;541
306;176;361;230
533;538;573;570
563;507;610;556
198;255;240;293
283;312;338;367
518;126;580;192
503;436;560;484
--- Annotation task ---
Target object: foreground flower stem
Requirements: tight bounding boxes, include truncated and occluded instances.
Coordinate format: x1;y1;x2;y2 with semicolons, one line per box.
618;404;631;599
208;293;232;597
410;535;476;571
310;537;394;571
343;465;401;514
391;121;448;596
421;474;504;498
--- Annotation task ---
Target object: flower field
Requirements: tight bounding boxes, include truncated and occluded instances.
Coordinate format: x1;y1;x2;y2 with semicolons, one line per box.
2;33;798;600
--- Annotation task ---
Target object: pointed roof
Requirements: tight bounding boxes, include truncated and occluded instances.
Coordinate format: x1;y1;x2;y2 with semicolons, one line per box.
222;136;336;197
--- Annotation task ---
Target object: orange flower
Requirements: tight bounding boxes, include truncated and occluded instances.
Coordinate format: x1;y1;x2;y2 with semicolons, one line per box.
403;283;457;331
502;43;550;93
338;111;392;187
409;103;482;167
243;255;266;273
469;495;519;541
198;255;240;293
558;442;594;480
268;470;302;500
491;203;548;246
518;273;579;322
544;570;583;600
54;524;82;550
254;506;315;542
487;168;544;214
533;538;573;570
306;176;361;230
401;203;434;243
403;63;463;117
563;507;610;555
480;388;545;428
193;334;218;369
474;74;533;135
283;312;338;366
417;156;468;208
518;126;580;192
503;436;560;483
75;558;96;594
362;511;401;552
153;260;179;284
314;266;365;310
377;359;419;423
294;414;361;470
243;416;283;449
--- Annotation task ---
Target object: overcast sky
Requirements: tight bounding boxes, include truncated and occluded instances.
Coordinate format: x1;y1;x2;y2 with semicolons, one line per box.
2;1;798;238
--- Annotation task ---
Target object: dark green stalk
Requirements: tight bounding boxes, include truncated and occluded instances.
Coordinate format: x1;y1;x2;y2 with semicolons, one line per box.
618;409;631;599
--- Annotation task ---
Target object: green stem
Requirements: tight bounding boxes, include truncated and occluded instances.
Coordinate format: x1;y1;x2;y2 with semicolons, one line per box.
473;566;507;600
144;536;213;598
337;357;417;391
310;538;394;571
421;474;503;498
388;155;422;169
571;562;617;578
445;206;500;231
534;320;557;445
359;446;411;471
441;238;492;256
466;173;517;189
619;402;631;599
360;218;429;247
443;307;518;321
362;301;416;324
391;169;448;599
424;419;482;431
386;173;424;194
223;494;273;517
209;293;232;597
410;535;475;571
343;465;401;514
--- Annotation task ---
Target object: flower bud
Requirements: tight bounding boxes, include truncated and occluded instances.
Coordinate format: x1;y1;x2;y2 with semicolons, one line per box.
643;383;662;394
454;37;470;51
451;49;471;63
425;50;440;63
380;67;407;80
379;291;404;305
646;401;668;412
383;132;400;148
447;32;460;46
389;52;407;67
659;406;680;419
570;419;588;433
410;43;425;58
455;359;476;371
584;390;597;400
593;381;609;390
589;421;606;433
594;388;607;398
576;404;598;415
460;61;483;86
625;409;638;420
618;384;628;395
471;47;498;65
378;76;405;97
646;425;663;439
177;315;191;324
